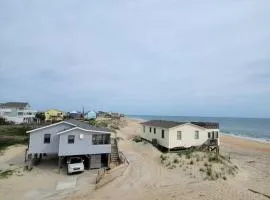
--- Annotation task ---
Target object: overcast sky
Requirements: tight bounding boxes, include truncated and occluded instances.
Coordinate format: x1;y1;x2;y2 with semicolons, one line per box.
0;1;270;117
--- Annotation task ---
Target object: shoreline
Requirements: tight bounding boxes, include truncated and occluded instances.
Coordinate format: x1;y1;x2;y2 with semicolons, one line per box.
126;116;270;145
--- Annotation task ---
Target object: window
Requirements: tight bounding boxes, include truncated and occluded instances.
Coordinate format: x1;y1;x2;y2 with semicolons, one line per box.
161;129;164;138
195;131;199;139
44;134;51;144
150;127;152;133
154;128;156;134
68;135;75;144
92;134;110;145
18;112;23;116
208;132;211;139
177;131;182;140
143;126;145;133
215;131;219;138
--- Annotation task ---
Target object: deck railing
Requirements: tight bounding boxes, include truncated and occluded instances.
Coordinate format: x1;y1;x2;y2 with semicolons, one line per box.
119;151;129;165
209;139;218;146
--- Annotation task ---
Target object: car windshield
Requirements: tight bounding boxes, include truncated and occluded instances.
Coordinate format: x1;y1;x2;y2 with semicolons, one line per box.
70;157;82;164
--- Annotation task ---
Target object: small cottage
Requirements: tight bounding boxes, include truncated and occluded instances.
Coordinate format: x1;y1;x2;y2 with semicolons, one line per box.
84;111;97;120
141;120;219;151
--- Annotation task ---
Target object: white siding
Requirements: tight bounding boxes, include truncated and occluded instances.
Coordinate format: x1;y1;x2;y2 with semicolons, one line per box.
58;129;111;156
169;124;219;148
28;123;74;154
141;125;170;148
141;123;220;149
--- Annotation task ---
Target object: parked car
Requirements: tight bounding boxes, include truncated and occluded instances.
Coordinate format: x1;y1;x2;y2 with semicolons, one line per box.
67;157;84;174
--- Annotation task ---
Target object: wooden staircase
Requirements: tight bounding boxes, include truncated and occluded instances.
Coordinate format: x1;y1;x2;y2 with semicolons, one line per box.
111;138;120;164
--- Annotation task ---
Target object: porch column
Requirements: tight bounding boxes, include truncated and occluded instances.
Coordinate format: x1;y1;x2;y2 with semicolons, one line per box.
58;156;63;174
107;153;111;168
27;154;33;170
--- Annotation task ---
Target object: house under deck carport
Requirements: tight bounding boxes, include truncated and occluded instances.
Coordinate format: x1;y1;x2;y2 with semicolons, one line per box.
26;119;114;172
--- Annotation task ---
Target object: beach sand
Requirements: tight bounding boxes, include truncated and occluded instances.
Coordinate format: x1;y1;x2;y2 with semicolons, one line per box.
70;117;270;200
1;117;270;200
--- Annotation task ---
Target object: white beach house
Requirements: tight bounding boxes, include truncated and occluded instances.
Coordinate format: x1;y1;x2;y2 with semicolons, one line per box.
0;102;37;124
141;120;220;150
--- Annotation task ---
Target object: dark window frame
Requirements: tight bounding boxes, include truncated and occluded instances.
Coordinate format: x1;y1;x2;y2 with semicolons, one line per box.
161;129;165;138
177;131;182;140
154;128;156;134
150;127;152;133
68;135;75;144
44;134;51;144
208;132;211;139
195;131;199;139
92;134;110;145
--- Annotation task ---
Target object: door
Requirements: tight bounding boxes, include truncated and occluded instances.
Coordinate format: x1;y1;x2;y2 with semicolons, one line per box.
90;154;101;169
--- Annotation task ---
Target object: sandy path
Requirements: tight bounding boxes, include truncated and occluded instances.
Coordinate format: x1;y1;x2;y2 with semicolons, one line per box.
70;118;270;200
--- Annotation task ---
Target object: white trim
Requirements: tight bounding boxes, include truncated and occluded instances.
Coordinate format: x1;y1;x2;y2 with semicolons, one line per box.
56;127;112;135
26;121;76;133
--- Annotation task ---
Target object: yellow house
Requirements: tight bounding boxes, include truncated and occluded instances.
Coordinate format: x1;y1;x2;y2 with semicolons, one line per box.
45;109;66;122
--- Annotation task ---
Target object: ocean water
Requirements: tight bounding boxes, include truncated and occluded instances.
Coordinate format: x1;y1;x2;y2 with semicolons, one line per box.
128;115;270;143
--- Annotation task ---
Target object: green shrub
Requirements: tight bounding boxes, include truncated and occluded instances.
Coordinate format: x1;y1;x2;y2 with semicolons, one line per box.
0;169;14;179
132;136;142;143
173;158;179;164
160;154;168;161
223;176;227;180
190;160;194;165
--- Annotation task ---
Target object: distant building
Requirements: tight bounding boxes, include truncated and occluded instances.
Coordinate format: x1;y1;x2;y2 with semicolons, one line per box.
68;111;83;120
45;109;66;122
0;102;37;124
141;120;220;150
84;111;97;120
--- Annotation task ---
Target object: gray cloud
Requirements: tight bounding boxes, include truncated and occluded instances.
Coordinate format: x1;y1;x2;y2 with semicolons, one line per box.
0;0;270;117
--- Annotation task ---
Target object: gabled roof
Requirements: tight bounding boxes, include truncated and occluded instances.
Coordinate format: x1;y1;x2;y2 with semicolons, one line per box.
141;120;184;128
141;120;219;129
27;119;111;133
64;119;110;132
0;102;29;108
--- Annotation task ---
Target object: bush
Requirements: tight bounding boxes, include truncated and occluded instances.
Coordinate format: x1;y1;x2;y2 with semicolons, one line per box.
89;119;97;126
110;124;120;130
190;160;194;165
223;176;227;180
199;168;205;172
96;121;108;128
206;167;213;177
173;158;179;164
132;136;142;143
160;154;168;161
0;169;14;179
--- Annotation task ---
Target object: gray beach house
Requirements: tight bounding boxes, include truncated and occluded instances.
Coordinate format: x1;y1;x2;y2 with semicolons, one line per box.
26;119;112;170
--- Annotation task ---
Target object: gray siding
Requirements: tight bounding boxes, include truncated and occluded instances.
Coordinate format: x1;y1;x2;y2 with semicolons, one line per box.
28;123;74;154
58;129;111;156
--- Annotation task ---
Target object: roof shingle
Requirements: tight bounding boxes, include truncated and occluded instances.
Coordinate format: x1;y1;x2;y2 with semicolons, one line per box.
141;120;219;129
65;119;111;132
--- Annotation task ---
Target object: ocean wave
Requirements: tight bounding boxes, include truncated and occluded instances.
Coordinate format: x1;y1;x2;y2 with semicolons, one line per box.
221;132;270;144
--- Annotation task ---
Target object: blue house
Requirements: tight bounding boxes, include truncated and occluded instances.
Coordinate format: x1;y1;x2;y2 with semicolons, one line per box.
85;111;97;120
